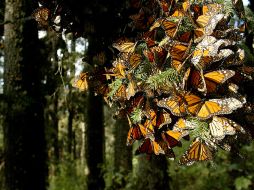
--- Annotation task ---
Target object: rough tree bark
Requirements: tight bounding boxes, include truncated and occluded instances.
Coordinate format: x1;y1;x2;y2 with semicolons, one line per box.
3;0;47;189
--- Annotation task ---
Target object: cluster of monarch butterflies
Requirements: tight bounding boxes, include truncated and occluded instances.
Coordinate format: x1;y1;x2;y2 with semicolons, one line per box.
73;0;253;165
32;0;80;36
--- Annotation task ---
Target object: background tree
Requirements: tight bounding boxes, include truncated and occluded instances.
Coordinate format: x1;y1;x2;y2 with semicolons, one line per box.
3;0;47;189
112;116;133;189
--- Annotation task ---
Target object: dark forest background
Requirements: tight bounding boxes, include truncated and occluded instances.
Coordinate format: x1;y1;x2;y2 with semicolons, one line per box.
0;0;254;190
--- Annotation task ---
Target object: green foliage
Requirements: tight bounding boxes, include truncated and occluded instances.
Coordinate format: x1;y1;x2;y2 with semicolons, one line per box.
48;160;87;190
178;17;194;34
245;7;254;31
223;0;235;17
234;176;252;190
186;117;210;140
167;141;254;190
146;68;180;91
130;108;143;124
108;79;123;97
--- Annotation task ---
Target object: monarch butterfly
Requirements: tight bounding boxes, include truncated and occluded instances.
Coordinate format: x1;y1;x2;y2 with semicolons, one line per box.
144;37;157;48
214;135;239;152
196;14;211;28
177;31;192;43
151;46;168;68
173;118;196;131
202;3;223;15
157;0;175;15
194;13;224;42
186;68;235;94
209;116;245;140
157;94;186;117
157;139;176;159
32;7;51;28
149;18;163;31
191;36;219;70
93;82;109;96
170;42;191;71
170;43;190;61
143;46;167;69
184;93;243;120
171;9;185;17
143;109;157;127
112;38;136;53
130;8;155;30
225;48;245;66
179;138;214;165
162;129;188;148
116;93;145;118
135;137;165;155
190;3;202;18
212;28;242;41
171;59;183;70
126;124;146;146
156;110;172;129
194;28;205;42
143;49;155;63
129;93;146;109
205;14;224;33
161;18;178;38
110;60;127;79
126;79;137;100
143;109;172;129
72;73;89;91
111;84;127;101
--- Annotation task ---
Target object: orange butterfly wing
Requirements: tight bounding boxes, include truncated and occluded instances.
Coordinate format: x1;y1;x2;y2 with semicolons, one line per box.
179;138;213;165
157;95;186;116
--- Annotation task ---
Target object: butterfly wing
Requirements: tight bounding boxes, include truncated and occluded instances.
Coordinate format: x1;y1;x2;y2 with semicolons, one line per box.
162;130;187;148
72;73;89;91
204;70;235;93
127;125;144;146
161;19;178;38
209;116;245;140
156;110;172;129
129;53;143;70
179;138;213;165
135;138;164;155
158;95;186;116
113;39;136;53
170;43;189;61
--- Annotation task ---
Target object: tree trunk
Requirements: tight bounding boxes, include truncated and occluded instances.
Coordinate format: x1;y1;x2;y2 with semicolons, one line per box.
52;93;60;162
112;117;132;189
246;0;254;54
67;106;74;156
85;91;105;190
135;155;170;190
3;0;47;190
